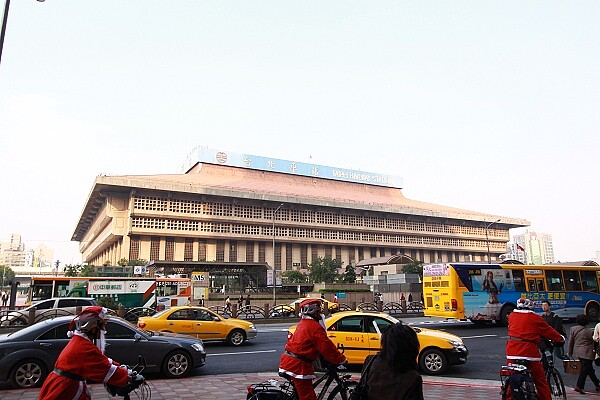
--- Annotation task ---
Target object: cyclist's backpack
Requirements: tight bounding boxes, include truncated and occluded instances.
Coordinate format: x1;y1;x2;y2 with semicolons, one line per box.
507;373;537;400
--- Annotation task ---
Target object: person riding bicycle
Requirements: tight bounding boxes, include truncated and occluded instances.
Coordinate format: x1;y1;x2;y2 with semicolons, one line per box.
506;297;565;400
279;298;347;400
38;306;139;400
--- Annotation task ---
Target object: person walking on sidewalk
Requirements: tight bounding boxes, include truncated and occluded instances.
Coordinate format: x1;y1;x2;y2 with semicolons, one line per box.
279;298;347;400
245;294;251;311
568;314;600;394
224;296;231;313
506;297;564;400
363;322;424;400
237;294;244;312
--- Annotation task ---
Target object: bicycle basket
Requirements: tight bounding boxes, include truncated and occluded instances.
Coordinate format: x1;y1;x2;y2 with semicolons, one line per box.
247;382;292;400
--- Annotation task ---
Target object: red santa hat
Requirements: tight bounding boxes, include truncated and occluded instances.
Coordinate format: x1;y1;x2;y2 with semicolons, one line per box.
67;306;109;338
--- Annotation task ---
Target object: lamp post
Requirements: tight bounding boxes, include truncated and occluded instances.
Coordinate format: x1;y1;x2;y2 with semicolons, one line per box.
272;203;283;305
485;218;501;264
1;0;45;67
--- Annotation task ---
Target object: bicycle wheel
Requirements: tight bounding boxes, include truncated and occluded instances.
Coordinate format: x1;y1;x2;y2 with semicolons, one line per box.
326;381;358;400
546;367;567;400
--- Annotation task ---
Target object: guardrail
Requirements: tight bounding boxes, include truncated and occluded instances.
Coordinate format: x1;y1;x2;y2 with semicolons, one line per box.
0;301;424;330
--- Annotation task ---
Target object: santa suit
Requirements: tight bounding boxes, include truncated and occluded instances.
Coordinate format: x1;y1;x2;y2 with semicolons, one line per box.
38;333;129;400
506;308;564;400
279;316;346;400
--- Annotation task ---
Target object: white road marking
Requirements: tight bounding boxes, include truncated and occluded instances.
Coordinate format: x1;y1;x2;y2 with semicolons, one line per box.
461;334;497;339
207;350;278;357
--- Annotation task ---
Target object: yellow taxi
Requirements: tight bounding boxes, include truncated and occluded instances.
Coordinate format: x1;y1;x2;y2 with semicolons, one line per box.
288;310;468;375
137;306;257;346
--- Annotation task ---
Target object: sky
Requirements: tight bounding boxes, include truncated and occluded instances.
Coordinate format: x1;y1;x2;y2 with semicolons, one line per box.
1;1;598;266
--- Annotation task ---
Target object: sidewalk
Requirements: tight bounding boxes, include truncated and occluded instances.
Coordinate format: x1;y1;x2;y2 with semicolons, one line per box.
0;373;596;400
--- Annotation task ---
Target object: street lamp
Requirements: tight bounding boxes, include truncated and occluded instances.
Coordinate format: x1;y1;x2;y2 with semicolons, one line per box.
1;0;45;67
272;203;284;305
485;218;501;264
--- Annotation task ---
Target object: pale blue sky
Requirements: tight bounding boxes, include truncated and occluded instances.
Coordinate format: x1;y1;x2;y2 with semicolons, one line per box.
1;1;598;265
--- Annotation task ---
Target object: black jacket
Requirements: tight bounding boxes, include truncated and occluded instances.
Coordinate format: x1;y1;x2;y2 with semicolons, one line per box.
364;355;424;400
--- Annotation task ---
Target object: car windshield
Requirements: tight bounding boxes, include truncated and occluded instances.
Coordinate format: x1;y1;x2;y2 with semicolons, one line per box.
152;309;172;318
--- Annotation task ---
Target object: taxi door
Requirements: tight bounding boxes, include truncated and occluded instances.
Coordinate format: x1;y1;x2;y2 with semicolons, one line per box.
165;309;195;336
326;315;368;364
364;316;395;357
191;308;227;340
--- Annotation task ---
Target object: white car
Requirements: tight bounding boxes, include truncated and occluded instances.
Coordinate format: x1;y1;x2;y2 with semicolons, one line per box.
0;297;98;326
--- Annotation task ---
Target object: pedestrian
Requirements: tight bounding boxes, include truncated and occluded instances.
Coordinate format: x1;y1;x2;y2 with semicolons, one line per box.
540;300;565;360
38;307;137;400
199;295;205;307
224;296;231;313
237;294;244;312
568;314;600;394
333;294;338;304
420;293;424;304
400;293;406;302
320;293;325;300
1;292;6;307
245;294;251;311
363;321;424;399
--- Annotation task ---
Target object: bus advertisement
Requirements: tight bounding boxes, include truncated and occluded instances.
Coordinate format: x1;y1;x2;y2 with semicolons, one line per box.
422;261;600;326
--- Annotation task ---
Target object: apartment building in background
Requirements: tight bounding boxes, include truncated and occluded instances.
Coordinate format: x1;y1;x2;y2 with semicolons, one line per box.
513;230;555;265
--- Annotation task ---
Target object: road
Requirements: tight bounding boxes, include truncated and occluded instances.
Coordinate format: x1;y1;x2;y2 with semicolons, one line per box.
0;317;581;391
191;317;580;388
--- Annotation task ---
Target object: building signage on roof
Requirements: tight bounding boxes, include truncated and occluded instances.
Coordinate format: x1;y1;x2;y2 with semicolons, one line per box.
183;147;403;188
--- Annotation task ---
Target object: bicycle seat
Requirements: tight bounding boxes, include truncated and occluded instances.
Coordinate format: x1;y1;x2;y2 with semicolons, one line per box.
278;372;293;382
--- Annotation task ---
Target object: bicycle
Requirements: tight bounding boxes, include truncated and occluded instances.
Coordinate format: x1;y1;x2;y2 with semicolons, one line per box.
105;356;152;400
246;361;357;400
500;340;566;400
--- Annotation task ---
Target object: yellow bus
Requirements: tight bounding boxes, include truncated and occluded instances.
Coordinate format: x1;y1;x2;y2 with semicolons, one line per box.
422;261;600;325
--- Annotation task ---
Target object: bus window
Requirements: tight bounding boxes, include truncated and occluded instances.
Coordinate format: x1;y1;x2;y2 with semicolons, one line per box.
581;270;599;293
527;278;545;292
563;270;582;291
546;270;565;291
512;270;525;292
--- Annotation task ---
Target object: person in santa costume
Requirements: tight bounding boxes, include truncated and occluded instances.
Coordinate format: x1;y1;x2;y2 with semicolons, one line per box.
279;298;347;400
506;297;564;400
38;306;136;400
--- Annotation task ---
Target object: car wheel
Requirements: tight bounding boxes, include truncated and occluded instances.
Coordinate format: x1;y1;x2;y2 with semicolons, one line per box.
499;304;515;327
10;317;27;326
227;329;246;346
419;348;448;375
10;359;47;389
162;350;192;379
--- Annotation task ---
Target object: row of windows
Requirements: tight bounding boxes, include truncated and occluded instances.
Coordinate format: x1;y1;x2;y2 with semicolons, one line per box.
133;196;505;239
130;217;505;251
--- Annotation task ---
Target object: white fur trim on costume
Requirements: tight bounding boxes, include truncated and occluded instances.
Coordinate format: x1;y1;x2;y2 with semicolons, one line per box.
512;309;534;314
103;364;118;383
278;368;316;380
71;381;84;400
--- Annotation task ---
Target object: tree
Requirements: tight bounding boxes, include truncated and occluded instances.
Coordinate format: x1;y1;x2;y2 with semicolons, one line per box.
309;257;342;283
63;264;81;277
117;258;129;267
79;264;97;277
342;264;357;283
401;260;424;279
283;270;307;284
128;259;148;266
0;265;15;287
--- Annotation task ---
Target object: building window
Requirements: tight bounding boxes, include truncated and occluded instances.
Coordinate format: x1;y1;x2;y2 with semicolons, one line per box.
229;241;237;262
129;236;140;260
246;241;254;262
301;245;307;267
286;244;293;269
198;240;206;262
165;238;174;261
150;237;160;261
216;241;225;262
184;239;193;261
258;242;266;263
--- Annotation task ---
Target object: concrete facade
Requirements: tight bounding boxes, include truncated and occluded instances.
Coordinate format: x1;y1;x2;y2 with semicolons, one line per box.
72;159;529;276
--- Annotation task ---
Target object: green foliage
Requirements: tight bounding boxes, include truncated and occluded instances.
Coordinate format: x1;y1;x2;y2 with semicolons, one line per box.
63;264;81;277
117;258;147;267
401;260;424;278
342;264;357;283
0;265;15;286
79;264;97;277
283;270;307;284
309;257;342;284
117;258;129;267
97;296;118;310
